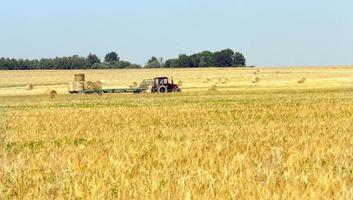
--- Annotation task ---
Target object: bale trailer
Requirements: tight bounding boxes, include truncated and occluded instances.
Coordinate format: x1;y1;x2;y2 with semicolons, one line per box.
68;75;181;94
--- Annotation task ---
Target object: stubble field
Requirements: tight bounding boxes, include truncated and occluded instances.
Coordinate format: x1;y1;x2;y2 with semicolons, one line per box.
1;67;353;199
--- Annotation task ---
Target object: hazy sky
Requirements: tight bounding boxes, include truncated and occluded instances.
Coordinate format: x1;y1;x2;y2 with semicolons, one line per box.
0;0;352;66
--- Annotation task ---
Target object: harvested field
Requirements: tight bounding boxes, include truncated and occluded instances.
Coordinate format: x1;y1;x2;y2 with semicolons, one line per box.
0;67;353;199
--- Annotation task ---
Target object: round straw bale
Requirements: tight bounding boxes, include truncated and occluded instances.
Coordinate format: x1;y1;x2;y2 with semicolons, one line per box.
176;80;183;86
220;78;228;84
208;84;218;92
298;77;306;84
46;90;57;98
93;81;102;90
25;84;33;90
84;81;94;90
129;81;138;88
202;78;211;83
251;77;260;83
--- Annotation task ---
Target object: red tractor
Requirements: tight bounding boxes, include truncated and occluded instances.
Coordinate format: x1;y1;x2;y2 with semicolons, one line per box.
151;77;182;93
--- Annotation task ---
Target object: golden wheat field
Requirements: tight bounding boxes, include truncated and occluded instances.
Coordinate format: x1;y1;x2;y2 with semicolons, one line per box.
1;67;353;199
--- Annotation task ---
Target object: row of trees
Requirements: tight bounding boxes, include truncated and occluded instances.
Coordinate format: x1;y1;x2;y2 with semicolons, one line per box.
0;52;141;70
0;49;247;70
145;49;246;68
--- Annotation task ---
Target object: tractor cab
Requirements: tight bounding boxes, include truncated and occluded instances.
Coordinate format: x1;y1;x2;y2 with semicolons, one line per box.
151;77;181;93
154;77;169;85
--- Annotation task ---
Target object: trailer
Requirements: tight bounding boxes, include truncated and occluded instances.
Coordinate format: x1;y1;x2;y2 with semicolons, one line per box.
78;87;147;94
69;79;152;94
68;75;181;94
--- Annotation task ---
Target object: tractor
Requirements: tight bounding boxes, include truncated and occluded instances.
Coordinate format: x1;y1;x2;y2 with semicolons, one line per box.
151;77;182;93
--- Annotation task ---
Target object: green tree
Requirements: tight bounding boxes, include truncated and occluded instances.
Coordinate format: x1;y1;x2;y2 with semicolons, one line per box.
198;51;214;67
233;52;246;67
145;56;161;68
116;60;131;69
104;52;119;64
213;49;234;67
87;53;101;66
165;59;178;68
177;54;193;67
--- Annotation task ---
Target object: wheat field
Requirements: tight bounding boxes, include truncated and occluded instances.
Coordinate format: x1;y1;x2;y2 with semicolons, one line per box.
1;67;353;199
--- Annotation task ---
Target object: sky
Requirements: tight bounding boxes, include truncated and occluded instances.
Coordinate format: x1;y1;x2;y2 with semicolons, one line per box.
0;0;352;66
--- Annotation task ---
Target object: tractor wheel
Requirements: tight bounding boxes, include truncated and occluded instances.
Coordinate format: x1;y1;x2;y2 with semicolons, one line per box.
173;88;182;92
157;86;168;93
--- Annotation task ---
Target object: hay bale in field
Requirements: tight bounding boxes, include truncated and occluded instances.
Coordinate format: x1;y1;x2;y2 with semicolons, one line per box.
176;80;183;86
25;84;33;90
213;78;223;84
202;78;211;83
46;90;57;98
220;78;228;84
298;77;306;84
74;74;85;82
68;81;84;92
93;81;102;90
84;81;94;90
208;84;218;92
251;77;260;83
254;69;260;74
129;81;138;88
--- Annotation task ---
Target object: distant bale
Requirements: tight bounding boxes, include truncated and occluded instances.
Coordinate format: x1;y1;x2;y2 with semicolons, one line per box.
93;81;102;90
213;78;222;84
298;77;306;84
254;69;260;74
220;78;228;84
84;81;94;90
129;81;138;88
46;90;57;98
25;84;33;90
176;80;183;86
251;77;260;83
202;78;211;83
74;74;85;82
208;84;218;92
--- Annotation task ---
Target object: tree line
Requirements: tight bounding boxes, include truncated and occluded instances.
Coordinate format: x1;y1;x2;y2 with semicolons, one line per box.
0;52;141;70
145;49;246;68
0;49;247;70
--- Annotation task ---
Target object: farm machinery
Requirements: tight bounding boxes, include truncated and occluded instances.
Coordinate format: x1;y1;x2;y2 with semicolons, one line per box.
68;74;182;94
151;77;182;93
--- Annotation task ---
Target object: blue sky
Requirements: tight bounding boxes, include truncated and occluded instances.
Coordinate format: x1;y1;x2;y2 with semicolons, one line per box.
0;0;352;66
